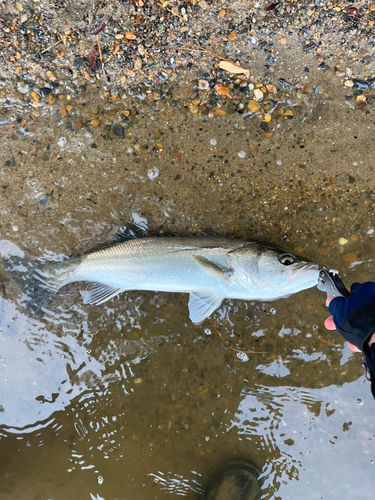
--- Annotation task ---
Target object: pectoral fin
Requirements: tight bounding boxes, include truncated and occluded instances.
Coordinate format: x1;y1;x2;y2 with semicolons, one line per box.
188;291;223;325
83;283;123;305
193;255;234;281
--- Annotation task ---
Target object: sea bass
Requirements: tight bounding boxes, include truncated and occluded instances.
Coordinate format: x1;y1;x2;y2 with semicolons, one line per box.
25;234;320;324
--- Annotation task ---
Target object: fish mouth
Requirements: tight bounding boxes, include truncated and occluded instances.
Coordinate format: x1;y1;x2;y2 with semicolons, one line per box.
289;262;321;286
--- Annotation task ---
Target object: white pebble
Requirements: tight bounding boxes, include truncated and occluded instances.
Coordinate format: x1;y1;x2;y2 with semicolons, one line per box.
367;229;374;235
238;151;246;158
248;83;254;91
147;168;159;180
236;352;249;362
210;139;217;146
253;88;264;101
276;160;282;166
338;237;348;245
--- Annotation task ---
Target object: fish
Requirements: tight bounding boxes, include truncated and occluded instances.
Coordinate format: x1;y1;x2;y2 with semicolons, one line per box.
16;230;320;324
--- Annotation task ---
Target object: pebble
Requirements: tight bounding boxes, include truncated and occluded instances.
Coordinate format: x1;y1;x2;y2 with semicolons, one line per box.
215;85;230;96
338;237;348;245
125;32;137;40
59;106;67;117
266;84;276;93
114;125;124;138
367;229;374;235
356;95;366;102
31;91;39;101
198;79;209;90
134;58;142;71
48;95;56;105
253;88;263;101
344;80;354;87
91;119;100;127
40;87;52;97
264;114;271;122
248;100;260;112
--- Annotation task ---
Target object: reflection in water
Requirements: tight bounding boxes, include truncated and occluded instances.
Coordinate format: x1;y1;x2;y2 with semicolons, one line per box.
0;296;100;433
230;382;374;500
149;470;203;497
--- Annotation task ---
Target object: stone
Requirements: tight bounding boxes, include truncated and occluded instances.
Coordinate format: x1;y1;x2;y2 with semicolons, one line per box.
253;88;263;101
113;125;124;138
134;58;142;71
248;100;260;112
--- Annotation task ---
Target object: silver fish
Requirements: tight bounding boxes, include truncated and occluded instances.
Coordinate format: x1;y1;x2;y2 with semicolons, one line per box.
28;234;320;324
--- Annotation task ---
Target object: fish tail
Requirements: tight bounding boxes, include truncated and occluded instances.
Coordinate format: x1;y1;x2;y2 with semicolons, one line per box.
5;256;76;316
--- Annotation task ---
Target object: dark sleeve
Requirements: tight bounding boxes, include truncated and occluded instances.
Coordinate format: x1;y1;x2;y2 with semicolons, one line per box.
364;343;375;399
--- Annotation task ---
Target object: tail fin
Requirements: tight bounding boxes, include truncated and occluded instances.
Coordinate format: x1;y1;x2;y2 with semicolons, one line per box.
4;255;74;316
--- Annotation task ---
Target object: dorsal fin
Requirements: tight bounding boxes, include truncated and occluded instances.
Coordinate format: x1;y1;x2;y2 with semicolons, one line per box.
113;225;220;244
113;224;150;244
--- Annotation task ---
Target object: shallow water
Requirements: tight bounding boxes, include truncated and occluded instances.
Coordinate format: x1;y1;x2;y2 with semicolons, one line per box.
0;72;375;500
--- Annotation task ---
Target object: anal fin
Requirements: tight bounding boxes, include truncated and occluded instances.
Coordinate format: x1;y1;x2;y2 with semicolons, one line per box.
188;291;223;325
83;283;123;305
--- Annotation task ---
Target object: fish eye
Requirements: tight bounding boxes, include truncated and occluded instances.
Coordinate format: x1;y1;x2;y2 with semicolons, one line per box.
278;253;295;266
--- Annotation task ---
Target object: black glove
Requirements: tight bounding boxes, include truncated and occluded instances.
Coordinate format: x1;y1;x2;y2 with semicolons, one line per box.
328;282;375;352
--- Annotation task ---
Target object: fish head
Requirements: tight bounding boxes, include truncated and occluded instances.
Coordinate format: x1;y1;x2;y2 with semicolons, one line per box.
255;244;320;296
230;242;320;299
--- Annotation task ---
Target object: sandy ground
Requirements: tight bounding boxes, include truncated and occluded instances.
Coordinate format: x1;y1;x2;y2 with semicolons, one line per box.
0;1;375;500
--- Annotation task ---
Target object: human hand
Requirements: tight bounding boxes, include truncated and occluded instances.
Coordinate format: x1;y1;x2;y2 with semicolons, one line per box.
324;296;361;352
324;282;375;353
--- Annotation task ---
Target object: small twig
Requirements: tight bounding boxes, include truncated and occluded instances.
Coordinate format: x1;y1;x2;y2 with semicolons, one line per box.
212;326;266;354
176;40;243;67
167;8;185;22
96;36;108;82
175;47;203;53
40;39;62;54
